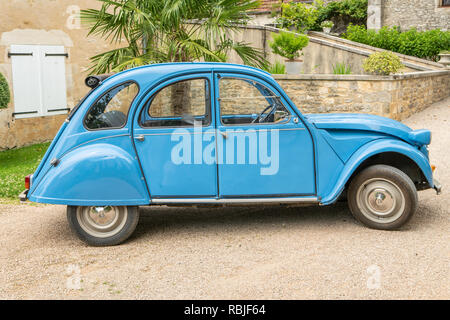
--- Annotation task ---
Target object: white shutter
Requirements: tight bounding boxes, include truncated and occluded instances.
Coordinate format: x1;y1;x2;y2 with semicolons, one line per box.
39;46;68;116
10;45;42;119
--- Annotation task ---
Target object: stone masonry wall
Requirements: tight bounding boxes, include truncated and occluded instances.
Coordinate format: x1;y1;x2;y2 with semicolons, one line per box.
381;0;450;31
275;71;450;120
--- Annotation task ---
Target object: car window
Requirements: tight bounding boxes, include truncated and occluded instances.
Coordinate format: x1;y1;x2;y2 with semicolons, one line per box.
219;78;290;125
84;82;139;130
140;78;211;127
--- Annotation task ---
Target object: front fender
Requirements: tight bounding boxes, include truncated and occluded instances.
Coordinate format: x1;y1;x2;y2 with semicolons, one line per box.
320;139;433;205
28;143;149;206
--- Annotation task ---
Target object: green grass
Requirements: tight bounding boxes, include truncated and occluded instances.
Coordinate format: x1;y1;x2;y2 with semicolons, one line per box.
0;142;50;199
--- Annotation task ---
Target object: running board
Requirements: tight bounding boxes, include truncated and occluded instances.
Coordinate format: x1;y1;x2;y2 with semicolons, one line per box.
151;197;318;205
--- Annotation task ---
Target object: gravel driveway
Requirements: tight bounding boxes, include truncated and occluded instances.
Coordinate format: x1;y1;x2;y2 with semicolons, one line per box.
0;98;448;300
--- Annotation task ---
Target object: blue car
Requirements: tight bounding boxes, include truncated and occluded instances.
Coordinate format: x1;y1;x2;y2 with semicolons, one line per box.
20;63;441;246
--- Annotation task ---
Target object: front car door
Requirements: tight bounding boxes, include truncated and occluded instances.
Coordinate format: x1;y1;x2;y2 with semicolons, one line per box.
214;73;316;197
133;73;217;198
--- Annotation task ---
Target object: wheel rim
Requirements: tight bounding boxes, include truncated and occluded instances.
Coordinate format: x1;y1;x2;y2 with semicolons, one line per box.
76;206;128;238
356;178;405;224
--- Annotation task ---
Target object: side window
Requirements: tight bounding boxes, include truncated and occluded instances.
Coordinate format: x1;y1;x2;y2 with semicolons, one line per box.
84;82;138;130
219;78;290;125
140;78;210;127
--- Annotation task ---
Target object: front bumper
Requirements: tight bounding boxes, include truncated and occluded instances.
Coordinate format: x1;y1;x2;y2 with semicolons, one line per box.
433;179;442;195
19;189;29;202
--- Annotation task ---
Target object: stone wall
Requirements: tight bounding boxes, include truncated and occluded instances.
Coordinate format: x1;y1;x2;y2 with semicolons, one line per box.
224;26;434;74
275;70;450;120
369;0;450;31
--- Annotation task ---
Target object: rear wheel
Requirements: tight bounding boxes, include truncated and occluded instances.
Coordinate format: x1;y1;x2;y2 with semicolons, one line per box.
67;205;139;246
347;165;417;230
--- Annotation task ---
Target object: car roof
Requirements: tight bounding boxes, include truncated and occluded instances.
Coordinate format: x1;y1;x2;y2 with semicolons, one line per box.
100;62;272;88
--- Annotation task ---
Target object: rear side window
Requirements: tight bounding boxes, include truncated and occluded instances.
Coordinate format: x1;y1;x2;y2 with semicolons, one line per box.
140;78;211;127
84;82;139;130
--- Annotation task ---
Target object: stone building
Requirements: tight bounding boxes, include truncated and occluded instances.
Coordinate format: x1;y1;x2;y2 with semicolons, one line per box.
368;0;450;31
0;0;116;150
251;0;450;31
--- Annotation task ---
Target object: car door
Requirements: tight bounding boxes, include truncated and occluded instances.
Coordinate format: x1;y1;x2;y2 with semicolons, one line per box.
214;73;316;197
133;73;218;198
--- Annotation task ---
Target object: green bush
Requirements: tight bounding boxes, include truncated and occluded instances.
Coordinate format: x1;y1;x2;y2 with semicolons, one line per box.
276;0;367;33
276;0;324;33
344;25;450;61
269;32;309;60
320;0;367;26
363;52;404;75
0;72;10;109
263;61;286;74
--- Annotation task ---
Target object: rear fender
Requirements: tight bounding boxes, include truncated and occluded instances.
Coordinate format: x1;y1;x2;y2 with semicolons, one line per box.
320;139;433;205
28;142;149;206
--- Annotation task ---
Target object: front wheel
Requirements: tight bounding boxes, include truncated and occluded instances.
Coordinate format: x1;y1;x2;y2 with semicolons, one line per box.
67;206;139;246
347;165;418;230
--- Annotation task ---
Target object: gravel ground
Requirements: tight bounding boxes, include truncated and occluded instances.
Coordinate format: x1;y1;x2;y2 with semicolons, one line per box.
0;98;448;300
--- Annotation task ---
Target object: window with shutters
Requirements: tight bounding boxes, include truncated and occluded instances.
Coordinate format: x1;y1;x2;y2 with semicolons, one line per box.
10;44;68;119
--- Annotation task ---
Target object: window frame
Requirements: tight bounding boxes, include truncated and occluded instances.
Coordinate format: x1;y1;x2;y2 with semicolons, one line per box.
217;76;292;127
440;0;450;7
83;80;140;131
138;77;212;129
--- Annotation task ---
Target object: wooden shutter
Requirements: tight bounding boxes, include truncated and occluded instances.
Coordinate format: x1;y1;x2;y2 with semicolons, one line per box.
40;46;68;115
10;45;42;119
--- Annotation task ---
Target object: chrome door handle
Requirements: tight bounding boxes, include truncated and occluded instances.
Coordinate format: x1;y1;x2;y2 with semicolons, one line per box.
219;131;228;139
135;135;145;142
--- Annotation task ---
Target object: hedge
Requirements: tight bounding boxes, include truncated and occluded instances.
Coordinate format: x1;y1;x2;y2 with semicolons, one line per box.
344;24;450;61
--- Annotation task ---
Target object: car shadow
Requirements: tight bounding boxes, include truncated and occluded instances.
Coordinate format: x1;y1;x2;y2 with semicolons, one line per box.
131;201;355;241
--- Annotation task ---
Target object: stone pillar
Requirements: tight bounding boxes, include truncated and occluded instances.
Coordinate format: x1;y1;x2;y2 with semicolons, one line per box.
367;0;382;30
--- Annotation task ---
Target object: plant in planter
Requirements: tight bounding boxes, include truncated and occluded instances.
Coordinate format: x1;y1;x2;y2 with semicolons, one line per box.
0;72;10;109
269;32;309;74
438;50;450;68
321;20;334;33
362;51;403;76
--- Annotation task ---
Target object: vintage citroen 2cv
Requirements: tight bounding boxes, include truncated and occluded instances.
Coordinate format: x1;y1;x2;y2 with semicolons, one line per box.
20;63;441;246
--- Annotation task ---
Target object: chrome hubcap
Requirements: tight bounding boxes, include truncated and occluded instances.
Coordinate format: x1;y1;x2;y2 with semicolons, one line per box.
356;178;405;223
76;206;127;238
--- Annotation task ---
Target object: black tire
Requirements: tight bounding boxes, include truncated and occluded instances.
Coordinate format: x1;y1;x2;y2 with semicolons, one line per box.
347;165;418;230
67;206;139;246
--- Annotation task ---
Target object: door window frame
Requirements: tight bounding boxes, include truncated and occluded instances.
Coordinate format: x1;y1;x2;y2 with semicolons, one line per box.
138;76;213;129
215;73;296;127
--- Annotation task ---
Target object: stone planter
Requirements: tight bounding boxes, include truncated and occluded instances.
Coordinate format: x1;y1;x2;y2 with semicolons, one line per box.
438;53;450;68
323;27;331;34
285;60;303;75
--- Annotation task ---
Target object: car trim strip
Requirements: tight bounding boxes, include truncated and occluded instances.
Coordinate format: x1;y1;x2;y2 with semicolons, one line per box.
151;196;318;204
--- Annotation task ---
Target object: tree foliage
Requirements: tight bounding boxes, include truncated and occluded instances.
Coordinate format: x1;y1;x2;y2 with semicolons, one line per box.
81;0;268;74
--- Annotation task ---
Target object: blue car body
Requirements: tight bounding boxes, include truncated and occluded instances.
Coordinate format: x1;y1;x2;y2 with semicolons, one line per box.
26;62;437;207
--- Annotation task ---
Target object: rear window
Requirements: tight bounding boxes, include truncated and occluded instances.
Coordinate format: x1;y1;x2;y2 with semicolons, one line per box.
84;82;139;130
